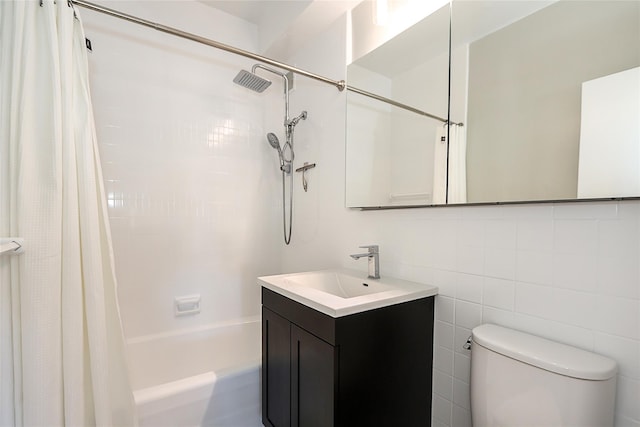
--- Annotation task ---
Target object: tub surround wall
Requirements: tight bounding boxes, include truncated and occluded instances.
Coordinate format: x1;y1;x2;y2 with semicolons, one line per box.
83;6;267;423
82;1;282;340
283;14;640;427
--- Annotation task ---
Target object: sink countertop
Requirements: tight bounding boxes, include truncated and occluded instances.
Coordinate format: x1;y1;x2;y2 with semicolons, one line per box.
258;268;438;318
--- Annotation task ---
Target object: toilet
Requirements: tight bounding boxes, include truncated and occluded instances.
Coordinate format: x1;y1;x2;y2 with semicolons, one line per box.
470;324;617;427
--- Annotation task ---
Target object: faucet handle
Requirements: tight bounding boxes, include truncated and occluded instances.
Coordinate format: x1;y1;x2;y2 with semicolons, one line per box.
359;245;379;253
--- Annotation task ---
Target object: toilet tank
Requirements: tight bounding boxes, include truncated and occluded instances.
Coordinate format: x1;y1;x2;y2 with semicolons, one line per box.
470;324;617;427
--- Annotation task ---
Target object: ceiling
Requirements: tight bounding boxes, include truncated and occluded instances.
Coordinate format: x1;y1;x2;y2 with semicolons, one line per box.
199;1;300;25
352;0;557;79
199;0;360;59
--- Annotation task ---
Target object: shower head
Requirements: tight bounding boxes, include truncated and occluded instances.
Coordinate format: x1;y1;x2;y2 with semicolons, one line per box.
233;69;272;93
267;132;281;152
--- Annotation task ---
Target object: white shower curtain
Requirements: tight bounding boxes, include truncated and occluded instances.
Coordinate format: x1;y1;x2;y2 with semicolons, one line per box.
432;124;467;204
447;124;467;204
432;125;448;204
0;1;137;425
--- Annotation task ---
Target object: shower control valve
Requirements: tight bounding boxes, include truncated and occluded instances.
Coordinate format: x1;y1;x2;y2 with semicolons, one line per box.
295;162;316;191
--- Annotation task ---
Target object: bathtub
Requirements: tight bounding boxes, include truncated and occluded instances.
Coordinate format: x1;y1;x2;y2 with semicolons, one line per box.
127;318;262;427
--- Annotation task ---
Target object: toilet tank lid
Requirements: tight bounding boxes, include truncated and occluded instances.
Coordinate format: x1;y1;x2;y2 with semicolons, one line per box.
472;324;617;380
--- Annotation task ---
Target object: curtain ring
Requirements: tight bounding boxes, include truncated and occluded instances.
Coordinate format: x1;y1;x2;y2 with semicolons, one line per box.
67;0;79;19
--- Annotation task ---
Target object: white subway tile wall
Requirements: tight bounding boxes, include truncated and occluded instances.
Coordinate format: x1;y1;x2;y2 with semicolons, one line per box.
83;2;283;339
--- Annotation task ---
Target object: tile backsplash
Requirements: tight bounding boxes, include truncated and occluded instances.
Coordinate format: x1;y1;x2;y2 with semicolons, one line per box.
421;202;640;427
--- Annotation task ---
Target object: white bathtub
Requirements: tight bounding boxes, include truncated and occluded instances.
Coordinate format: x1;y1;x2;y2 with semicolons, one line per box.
127;319;262;427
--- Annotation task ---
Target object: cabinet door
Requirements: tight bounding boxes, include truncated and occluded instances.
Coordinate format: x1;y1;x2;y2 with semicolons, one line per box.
263;308;291;427
291;325;336;427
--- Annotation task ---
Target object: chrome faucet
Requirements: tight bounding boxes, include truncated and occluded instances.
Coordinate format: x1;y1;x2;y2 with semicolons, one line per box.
350;245;380;279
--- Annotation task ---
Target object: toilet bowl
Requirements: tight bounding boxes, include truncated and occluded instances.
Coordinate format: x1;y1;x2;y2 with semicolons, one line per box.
470;324;617;427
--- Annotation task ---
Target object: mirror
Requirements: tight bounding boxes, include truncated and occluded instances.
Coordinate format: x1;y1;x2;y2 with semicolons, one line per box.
345;0;640;208
451;0;640;204
345;1;451;208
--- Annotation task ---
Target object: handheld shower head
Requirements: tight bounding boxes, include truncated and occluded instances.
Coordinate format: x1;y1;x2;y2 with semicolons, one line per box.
267;132;292;173
267;132;281;152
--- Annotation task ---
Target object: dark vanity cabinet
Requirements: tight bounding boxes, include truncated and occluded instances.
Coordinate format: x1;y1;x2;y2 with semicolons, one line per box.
261;287;435;427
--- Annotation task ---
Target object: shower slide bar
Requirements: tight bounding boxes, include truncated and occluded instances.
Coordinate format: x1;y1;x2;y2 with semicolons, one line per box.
0;238;24;256
70;0;346;91
70;0;458;126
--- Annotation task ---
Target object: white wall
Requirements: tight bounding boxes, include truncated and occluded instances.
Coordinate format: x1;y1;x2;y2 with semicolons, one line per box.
345;64;393;206
82;1;282;340
578;67;640;198
285;14;640;427
346;46;449;207
390;50;449;203
465;0;640;203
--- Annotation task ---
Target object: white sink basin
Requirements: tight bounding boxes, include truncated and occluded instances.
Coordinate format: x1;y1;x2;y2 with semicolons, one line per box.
285;271;394;298
258;269;438;317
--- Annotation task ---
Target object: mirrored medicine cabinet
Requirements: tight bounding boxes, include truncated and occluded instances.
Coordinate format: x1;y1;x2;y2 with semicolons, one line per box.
345;0;640;209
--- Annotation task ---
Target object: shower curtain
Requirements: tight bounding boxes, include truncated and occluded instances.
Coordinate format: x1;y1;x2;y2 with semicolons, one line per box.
432;124;467;204
0;1;137;425
432;125;448;204
447;124;467;203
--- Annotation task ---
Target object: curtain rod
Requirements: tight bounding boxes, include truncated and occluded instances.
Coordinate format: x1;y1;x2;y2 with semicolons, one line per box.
70;0;346;91
71;0;462;126
346;86;463;126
